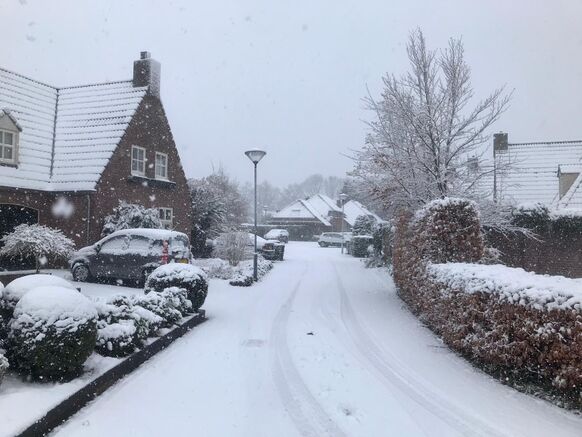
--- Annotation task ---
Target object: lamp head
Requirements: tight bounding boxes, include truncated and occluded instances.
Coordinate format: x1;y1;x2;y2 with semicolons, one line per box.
339;193;348;201
245;149;267;164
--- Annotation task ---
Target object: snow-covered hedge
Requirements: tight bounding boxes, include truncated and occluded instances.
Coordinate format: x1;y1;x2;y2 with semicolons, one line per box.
96;320;137;358
229;257;273;287
0;353;8;387
350;235;373;258
0;274;77;318
7;286;97;380
394;198;582;406
132;292;183;328
145;264;208;312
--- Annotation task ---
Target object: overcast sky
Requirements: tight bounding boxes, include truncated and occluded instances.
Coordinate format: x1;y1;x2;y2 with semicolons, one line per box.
2;0;582;187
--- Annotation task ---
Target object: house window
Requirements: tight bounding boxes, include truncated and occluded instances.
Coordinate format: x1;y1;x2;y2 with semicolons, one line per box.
155;152;168;179
0;130;16;164
159;207;173;229
131;146;146;176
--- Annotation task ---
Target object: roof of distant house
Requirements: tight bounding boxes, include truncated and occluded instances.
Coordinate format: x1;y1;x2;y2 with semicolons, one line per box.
272;193;341;226
0;67;148;191
342;200;383;227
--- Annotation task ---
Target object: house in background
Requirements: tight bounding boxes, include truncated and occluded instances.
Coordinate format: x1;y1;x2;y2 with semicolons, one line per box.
493;133;582;210
0;52;192;258
268;194;345;240
342;200;384;228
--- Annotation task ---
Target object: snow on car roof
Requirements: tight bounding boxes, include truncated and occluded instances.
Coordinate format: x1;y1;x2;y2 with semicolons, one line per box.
106;228;188;240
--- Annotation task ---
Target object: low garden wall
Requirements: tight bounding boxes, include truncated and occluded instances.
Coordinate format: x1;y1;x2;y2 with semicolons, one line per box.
393;198;582;409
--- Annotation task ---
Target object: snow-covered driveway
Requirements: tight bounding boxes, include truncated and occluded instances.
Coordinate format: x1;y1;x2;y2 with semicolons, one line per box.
54;243;582;437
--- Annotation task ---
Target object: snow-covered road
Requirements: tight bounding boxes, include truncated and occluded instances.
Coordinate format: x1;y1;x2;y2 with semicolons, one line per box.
54;243;582;437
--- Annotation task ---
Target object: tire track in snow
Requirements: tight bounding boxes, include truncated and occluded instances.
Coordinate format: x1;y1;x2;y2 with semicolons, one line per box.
332;264;509;437
270;270;348;437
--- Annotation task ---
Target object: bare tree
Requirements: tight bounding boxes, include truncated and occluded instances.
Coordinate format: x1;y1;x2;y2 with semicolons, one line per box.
352;29;511;217
212;231;250;266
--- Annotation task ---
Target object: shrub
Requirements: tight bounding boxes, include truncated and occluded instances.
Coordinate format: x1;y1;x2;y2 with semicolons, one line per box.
132;292;182;328
229;257;273;287
96;320;137;358
352;214;376;236
161;287;193;316
191;258;234;280
351;235;373;258
145;264;208;312
0;274;77;319
0;224;75;273
0;353;8;387
8;286;97;381
212;232;250;266
102;201;162;237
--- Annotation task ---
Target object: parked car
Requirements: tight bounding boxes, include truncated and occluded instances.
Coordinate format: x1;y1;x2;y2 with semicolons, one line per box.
250;234;285;261
264;229;289;243
318;232;349;247
69;229;192;285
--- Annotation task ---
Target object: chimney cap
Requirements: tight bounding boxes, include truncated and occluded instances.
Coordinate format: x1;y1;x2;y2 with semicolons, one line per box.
140;51;151;60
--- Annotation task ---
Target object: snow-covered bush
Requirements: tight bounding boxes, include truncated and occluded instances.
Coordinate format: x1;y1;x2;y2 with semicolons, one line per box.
96;320;137;358
0;274;77;319
145;264;208;312
7;286;97;380
352;214;376;236
132;292;182;328
191;258;234;280
213;232;249;266
102;201;162;237
229;257;273;287
160;287;192;316
351;235;373;258
0;353;8;387
0;224;75;272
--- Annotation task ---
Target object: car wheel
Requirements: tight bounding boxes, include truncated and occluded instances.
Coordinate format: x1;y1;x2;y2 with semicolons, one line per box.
72;263;91;282
319;242;327;247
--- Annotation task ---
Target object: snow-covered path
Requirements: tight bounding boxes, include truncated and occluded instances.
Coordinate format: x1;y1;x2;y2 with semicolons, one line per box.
54;243;582;437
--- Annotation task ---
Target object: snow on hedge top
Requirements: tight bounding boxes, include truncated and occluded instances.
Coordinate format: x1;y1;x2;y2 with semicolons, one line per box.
427;263;582;310
3;274;76;304
148;263;207;282
12;286;97;331
413;197;479;223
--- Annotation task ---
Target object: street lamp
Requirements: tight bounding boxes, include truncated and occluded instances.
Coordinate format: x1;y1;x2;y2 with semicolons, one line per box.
245;149;267;281
339;193;348;254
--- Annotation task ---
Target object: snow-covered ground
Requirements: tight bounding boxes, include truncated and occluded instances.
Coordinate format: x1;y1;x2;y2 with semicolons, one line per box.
51;242;582;437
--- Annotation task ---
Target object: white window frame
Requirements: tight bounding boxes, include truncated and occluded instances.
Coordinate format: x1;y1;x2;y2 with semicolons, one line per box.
159;207;173;229
0;129;17;165
131;146;146;176
155;152;168;180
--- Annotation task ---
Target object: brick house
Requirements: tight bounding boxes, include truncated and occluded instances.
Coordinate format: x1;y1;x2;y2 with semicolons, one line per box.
0;52;192;262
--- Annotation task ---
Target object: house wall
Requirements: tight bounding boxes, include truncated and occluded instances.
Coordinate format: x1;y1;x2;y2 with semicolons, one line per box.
88;95;192;243
0;95;192;256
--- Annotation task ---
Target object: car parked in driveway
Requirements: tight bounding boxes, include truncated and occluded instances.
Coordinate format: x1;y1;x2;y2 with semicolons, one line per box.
69;229;191;285
318;232;348;247
264;229;289;243
252;234;285;261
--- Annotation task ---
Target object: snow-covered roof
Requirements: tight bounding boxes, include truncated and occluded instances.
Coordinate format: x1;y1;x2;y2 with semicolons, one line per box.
496;140;582;206
0;67;148;191
342;200;383;227
272;194;340;226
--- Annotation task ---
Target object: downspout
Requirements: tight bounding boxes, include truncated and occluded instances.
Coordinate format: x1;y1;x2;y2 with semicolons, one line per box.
86;194;91;246
49;88;59;178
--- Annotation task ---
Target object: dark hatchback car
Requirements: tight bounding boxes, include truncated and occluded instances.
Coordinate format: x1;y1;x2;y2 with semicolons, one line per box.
70;229;191;284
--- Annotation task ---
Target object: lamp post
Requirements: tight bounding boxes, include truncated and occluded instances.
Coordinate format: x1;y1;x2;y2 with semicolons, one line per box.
245;149;267;281
339;193;348;254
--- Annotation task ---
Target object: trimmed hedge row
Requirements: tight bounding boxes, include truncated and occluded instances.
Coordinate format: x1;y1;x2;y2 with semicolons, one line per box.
393;198;582;408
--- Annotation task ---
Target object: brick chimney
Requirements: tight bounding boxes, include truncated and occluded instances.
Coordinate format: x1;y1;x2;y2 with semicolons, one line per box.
133;51;161;98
